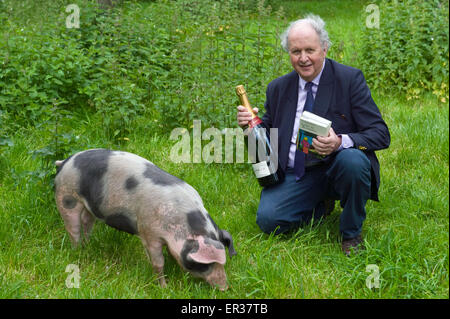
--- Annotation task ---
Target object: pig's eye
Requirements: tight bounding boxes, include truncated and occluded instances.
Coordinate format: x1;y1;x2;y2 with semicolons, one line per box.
184;260;213;274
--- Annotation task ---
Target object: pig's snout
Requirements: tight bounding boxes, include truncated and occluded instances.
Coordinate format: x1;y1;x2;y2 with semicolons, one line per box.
206;263;228;291
181;236;230;290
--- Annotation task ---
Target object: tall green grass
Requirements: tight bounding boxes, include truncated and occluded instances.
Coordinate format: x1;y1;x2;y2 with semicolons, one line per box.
0;93;448;298
0;0;448;299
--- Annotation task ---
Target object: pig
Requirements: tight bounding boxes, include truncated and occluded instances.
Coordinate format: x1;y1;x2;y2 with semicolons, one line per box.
54;149;236;290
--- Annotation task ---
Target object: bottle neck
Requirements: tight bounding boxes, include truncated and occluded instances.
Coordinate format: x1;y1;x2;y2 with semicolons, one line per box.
240;94;257;118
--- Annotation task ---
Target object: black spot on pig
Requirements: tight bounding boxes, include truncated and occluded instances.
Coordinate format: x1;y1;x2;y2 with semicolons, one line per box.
105;211;137;235
208;232;217;241
74;149;112;219
125;176;139;190
204;237;224;250
204;214;236;257
187;210;207;235
143;163;185;186
180;240;212;273
207;214;219;232
219;230;237;257
62;195;77;209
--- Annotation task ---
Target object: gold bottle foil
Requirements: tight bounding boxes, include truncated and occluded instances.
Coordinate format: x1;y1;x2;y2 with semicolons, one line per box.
235;85;262;128
235;85;256;117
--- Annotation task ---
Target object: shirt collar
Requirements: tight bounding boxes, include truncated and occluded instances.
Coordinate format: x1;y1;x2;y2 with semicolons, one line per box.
298;59;326;90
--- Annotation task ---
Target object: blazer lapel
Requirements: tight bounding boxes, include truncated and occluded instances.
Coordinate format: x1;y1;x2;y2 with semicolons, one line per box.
280;71;299;141
313;58;334;117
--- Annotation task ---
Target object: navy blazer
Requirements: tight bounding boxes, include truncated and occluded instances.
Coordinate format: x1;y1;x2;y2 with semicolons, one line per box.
261;58;390;201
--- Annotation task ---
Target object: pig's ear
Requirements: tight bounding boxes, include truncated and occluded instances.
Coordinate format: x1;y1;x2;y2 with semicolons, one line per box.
220;229;237;257
188;236;226;265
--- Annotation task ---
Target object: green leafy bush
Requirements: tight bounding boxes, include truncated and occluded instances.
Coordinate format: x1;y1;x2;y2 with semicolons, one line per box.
0;0;288;136
146;0;288;130
0;0;174;136
0;110;13;148
361;0;449;103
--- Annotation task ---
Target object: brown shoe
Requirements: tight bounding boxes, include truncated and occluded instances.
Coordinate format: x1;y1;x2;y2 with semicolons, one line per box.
342;235;365;256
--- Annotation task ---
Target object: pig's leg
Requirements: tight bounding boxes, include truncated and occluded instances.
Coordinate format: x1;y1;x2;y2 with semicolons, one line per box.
80;207;96;244
55;194;84;247
141;238;167;287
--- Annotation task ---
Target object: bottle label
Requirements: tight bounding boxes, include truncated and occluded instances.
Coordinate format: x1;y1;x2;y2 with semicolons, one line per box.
252;161;271;178
249;116;263;128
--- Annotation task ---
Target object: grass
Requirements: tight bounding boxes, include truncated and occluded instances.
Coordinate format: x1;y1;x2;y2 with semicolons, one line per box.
0;0;448;299
0;93;448;298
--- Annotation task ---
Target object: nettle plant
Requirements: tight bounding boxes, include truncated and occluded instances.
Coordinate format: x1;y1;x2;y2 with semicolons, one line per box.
0;110;13;148
148;0;288;132
1;0;290;137
361;0;449;103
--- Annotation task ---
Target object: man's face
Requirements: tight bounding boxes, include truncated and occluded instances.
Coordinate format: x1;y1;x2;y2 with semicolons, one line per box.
288;24;327;82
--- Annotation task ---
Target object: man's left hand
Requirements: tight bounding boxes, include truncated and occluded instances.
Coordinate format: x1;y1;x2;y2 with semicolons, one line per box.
312;127;341;156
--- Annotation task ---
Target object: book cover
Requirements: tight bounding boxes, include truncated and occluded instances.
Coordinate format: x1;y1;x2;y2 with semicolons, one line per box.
297;112;332;156
297;130;315;154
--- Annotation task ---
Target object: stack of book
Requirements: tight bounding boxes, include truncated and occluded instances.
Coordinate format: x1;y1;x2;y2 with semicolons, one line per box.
297;111;332;155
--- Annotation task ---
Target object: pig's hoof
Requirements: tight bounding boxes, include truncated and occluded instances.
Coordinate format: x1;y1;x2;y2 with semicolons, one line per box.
158;277;167;288
70;241;81;249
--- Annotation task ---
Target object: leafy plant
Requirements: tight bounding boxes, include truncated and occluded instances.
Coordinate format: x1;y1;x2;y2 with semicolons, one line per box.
0;110;13;148
360;0;449;103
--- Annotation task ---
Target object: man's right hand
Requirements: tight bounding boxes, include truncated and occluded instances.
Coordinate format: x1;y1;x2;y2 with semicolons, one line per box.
236;105;259;128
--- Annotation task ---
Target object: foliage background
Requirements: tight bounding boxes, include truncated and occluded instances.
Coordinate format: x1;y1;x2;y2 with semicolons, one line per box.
1;0;447;135
361;0;449;102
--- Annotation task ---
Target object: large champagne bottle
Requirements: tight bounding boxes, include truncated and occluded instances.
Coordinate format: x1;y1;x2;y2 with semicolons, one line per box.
235;85;284;187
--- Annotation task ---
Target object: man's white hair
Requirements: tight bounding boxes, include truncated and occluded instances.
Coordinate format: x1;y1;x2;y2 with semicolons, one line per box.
280;14;332;52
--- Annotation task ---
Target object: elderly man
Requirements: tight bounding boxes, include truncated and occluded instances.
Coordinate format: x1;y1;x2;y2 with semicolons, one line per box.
237;14;390;255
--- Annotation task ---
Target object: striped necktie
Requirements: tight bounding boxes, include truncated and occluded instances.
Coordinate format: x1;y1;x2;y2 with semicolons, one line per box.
294;82;314;181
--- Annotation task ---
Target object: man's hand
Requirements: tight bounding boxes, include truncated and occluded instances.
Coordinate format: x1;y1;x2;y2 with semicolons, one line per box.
312;127;341;156
236;105;259;128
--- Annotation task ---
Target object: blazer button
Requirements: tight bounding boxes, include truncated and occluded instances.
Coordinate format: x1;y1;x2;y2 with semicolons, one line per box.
358;146;367;150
